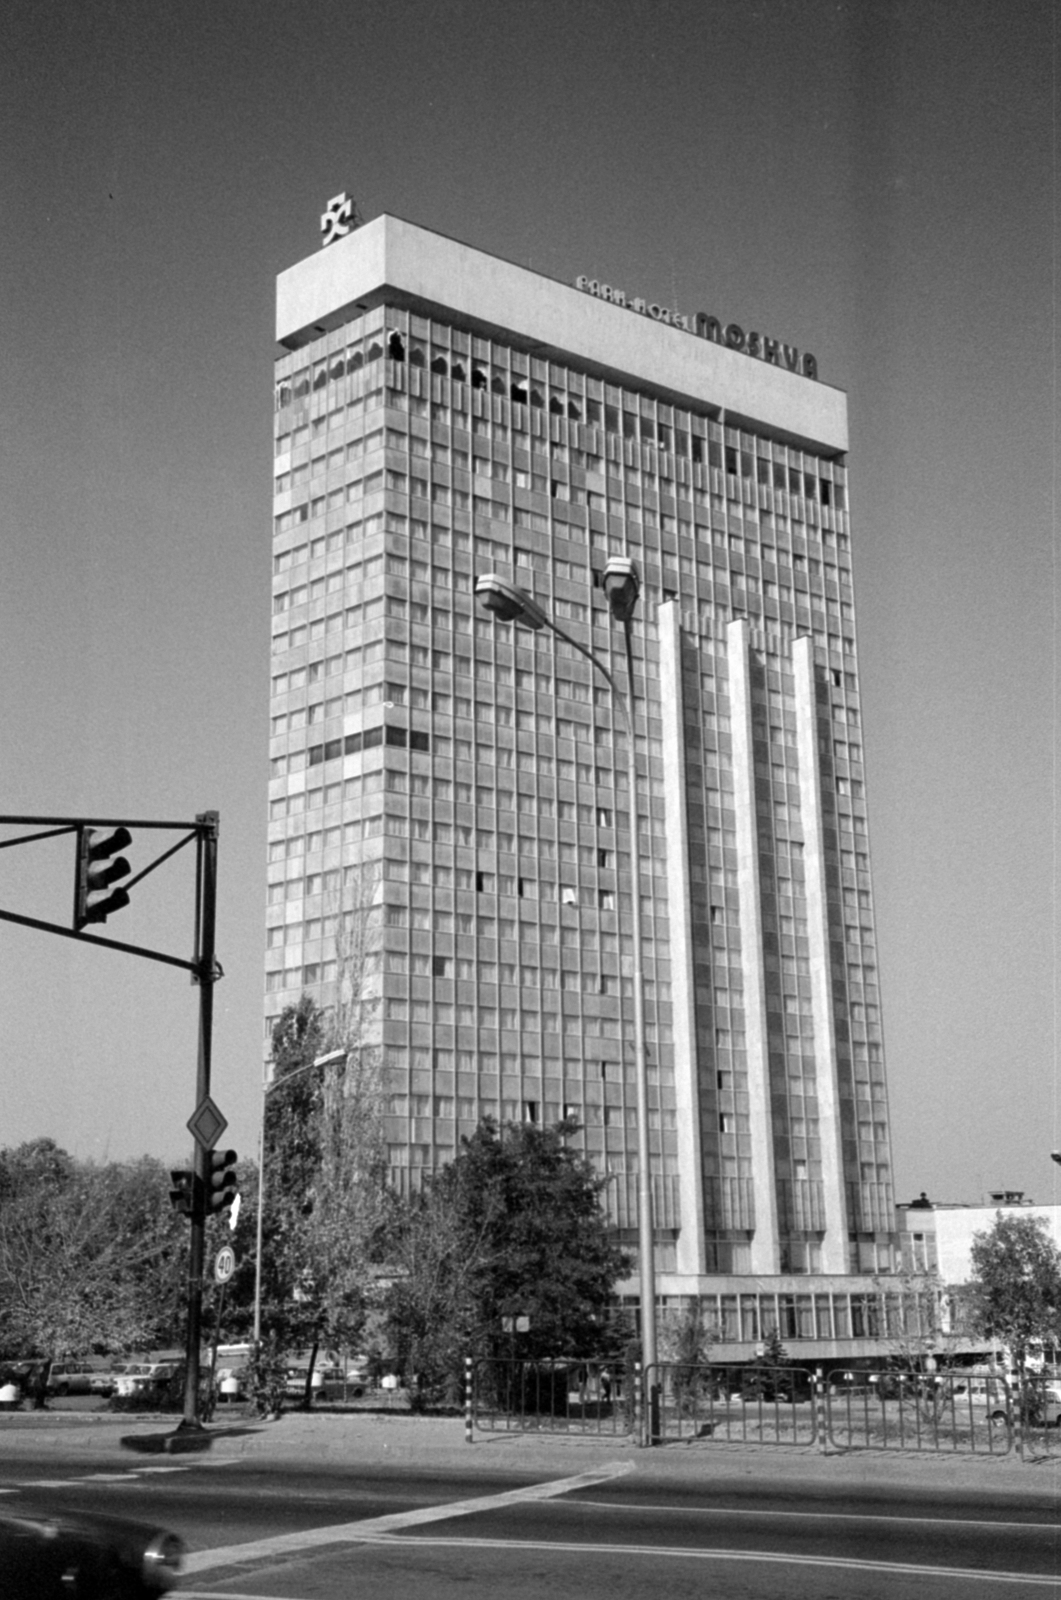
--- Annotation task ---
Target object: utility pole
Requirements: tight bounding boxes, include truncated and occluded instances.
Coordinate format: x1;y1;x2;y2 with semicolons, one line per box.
180;812;220;1431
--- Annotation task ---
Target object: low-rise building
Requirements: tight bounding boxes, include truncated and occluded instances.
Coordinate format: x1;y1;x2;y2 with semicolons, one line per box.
895;1191;1061;1364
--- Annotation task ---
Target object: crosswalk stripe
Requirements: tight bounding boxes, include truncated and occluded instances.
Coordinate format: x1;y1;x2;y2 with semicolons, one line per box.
184;1463;634;1574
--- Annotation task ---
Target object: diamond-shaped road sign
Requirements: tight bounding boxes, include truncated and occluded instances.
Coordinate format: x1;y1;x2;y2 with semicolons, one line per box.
187;1096;228;1153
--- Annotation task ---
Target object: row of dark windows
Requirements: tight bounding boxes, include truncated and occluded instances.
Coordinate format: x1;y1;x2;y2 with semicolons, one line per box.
278;339;581;415
275;340;845;504
307;723;430;767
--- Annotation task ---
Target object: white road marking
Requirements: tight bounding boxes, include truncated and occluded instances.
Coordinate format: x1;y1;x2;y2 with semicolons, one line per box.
182;1461;634;1574
333;1533;1061;1587
179;1534;1061;1595
9;1467;189;1489
575;1496;1061;1533
179;1459;1061;1591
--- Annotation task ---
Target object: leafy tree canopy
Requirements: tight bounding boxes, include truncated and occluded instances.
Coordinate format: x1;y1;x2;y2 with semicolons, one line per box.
387;1118;631;1391
268;993;327;1194
968;1211;1061;1371
247;994;391;1385
0;1142;187;1362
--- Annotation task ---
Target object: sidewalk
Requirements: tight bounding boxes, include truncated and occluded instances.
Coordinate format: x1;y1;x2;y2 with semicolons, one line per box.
3;1406;1060;1502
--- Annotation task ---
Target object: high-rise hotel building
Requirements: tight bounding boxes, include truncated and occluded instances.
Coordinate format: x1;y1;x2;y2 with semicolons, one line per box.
267;211;897;1341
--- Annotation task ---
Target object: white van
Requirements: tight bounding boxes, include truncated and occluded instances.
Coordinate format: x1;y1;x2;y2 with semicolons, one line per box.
1028;1378;1061;1426
951;1373;1061;1426
949;1375;1010;1421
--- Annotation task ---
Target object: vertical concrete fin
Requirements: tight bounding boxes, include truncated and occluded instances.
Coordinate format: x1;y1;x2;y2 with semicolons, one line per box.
792;637;850;1272
726;618;778;1274
658;600;706;1275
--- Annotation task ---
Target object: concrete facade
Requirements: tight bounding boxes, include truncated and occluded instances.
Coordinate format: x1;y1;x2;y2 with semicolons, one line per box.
896;1197;1061;1284
266;214;897;1351
277;215;848;455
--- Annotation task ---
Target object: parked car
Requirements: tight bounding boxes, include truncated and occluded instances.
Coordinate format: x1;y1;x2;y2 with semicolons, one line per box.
45;1365;96;1398
944;1376;1007;1423
114;1363;178;1401
828;1371;874;1395
284;1365;324;1398
339;1359;369;1397
948;1373;1061;1426
0;1506;183;1598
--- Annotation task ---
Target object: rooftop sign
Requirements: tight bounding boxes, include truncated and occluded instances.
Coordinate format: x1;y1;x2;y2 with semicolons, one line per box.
321;192;357;247
280;216;846;452
575;274;818;381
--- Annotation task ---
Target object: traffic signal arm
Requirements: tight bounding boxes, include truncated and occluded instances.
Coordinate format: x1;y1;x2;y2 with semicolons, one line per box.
0;813;211;972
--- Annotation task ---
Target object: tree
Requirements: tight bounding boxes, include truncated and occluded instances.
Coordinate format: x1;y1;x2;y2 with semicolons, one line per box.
659;1298;716;1368
384;1182;492;1405
866;1268;961;1419
659;1297;717;1416
251;985;391;1404
306;1031;390;1356
968;1211;1061;1377
744;1326;793;1400
872;1267;956;1375
0;1141;187;1382
386;1118;631;1401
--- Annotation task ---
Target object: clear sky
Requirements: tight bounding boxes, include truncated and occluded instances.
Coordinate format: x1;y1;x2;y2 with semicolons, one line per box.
1;0;1057;1209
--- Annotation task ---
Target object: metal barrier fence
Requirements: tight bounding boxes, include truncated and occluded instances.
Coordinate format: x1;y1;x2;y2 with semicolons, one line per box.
824;1370;1013;1456
470;1358;634;1438
824;1369;1061;1458
646;1362;818;1448
468;1358;1061;1457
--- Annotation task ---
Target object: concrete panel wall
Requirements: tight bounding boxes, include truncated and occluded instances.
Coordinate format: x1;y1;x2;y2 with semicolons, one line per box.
934;1205;1061;1285
278;215;848;452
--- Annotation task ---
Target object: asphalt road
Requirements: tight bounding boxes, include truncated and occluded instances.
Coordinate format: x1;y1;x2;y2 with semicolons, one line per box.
1;1446;1059;1599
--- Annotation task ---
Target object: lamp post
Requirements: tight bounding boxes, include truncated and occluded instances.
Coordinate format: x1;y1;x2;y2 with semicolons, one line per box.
252;1045;347;1349
474;562;658;1404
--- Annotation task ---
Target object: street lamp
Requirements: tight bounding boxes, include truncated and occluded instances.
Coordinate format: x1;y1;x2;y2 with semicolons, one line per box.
252;1045;347;1349
474;561;658;1399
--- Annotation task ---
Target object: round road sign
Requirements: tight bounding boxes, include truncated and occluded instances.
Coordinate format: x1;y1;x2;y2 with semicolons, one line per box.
214;1245;236;1284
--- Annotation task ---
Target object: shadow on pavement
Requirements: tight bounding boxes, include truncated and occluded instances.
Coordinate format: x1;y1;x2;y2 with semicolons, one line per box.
121;1424;265;1455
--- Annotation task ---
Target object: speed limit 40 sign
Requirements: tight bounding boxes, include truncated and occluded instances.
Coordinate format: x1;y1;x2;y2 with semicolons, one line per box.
214;1245;236;1284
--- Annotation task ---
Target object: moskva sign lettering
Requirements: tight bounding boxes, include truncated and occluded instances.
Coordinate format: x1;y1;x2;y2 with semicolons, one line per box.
574;275;818;381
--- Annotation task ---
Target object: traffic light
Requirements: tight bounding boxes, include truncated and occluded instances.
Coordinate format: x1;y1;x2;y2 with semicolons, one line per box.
74;826;133;929
169;1169;197;1217
206;1149;238;1214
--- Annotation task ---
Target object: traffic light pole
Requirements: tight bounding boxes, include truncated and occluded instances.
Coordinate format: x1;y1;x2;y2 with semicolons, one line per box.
0;808;224;1433
181;813;219;1432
